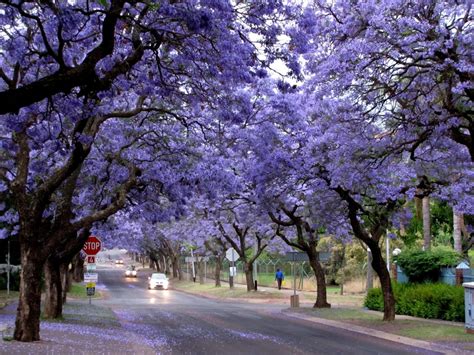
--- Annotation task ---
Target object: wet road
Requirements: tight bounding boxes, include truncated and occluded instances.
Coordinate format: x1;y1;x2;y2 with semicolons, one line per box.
97;266;438;355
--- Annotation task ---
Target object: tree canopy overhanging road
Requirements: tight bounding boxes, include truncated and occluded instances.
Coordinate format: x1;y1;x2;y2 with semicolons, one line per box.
0;0;472;344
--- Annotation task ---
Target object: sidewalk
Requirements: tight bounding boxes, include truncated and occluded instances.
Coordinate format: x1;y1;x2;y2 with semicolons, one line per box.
0;301;156;354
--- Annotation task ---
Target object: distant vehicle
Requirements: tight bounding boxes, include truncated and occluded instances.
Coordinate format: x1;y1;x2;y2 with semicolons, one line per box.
125;266;137;278
148;273;169;290
115;259;124;265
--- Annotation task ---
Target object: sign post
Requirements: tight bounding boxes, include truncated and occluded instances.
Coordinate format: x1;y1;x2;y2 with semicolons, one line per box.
226;248;239;288
83;236;101;305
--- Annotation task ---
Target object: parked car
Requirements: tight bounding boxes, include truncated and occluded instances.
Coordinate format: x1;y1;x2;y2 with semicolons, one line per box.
148;273;169;290
125;266;137;278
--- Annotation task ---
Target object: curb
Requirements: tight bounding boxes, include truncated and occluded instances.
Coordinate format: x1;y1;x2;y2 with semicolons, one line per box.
282;310;467;355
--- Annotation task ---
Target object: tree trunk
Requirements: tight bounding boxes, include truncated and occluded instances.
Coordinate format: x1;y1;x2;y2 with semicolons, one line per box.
422;196;431;250
197;260;205;284
14;244;44;341
172;257;179;278
43;258;63;319
71;253;84;282
61;262;70;305
215;256;222;287
453;210;462;254
309;256;331;308
370;244;395;321
366;248;373;291
244;262;254;291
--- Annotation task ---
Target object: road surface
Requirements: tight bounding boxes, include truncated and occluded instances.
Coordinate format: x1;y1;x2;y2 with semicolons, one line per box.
96;265;438;355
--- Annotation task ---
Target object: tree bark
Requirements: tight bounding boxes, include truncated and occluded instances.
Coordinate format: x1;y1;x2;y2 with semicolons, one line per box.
244;262;254;291
370;244;395;321
422;196;431;250
197;259;205;284
14;243;44;341
71;253;84;282
61;262;70;305
43;258;63;319
366;249;374;291
453;210;462;253
309;256;331;308
215;256;223;287
172;257;179;278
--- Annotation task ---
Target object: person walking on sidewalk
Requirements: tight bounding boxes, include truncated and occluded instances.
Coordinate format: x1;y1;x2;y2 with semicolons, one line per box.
275;268;285;290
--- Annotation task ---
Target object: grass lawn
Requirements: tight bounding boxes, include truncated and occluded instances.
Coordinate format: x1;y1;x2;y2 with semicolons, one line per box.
173;279;365;308
68;283;102;299
0;290;19;308
289;308;474;344
173;280;286;299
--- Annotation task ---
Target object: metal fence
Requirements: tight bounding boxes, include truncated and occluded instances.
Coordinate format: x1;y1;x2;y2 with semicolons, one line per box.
181;256;328;291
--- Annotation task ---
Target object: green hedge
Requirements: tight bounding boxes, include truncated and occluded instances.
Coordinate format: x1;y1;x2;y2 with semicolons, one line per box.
364;283;464;322
395;247;461;283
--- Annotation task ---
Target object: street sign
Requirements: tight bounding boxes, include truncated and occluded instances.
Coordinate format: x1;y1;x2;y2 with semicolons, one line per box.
86;287;95;296
86;255;96;264
229;267;237;277
83;236;102;256
185;256;209;263
226;248;239;262
84;273;98;283
284;251;330;262
86;282;96;288
86;264;96;271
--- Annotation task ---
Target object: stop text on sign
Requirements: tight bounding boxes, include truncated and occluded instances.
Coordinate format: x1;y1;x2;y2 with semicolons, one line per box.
83;236;102;256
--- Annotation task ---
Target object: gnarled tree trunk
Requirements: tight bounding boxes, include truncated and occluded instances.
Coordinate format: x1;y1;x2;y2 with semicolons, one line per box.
14;242;45;342
61;262;70;305
370;244;395;321
244;262;254;291
71;253;84;283
309;256;330;308
214;256;223;287
43;258;63;319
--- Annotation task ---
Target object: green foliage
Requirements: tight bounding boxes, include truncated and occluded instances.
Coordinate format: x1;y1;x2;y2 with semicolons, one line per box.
364;287;384;311
395;247;461;283
365;283;464;321
402;200;455;248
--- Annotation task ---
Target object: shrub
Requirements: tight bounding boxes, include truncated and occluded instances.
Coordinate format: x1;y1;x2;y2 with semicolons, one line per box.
395;247;461;283
365;283;464;321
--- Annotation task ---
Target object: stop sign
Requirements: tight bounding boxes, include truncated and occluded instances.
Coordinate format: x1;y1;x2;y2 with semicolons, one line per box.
83;236;101;255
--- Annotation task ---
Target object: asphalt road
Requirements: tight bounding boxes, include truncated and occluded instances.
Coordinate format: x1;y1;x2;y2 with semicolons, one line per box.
97;266;439;355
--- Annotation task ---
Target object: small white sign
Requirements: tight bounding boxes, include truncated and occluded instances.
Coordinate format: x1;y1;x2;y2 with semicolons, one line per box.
226;248;239;262
84;273;98;283
86;264;96;271
229;267;237;277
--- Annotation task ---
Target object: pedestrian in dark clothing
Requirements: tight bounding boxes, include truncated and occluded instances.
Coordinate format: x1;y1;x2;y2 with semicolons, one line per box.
275;268;284;290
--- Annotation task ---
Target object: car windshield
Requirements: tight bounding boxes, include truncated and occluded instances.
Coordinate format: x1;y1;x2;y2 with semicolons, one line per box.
151;273;166;279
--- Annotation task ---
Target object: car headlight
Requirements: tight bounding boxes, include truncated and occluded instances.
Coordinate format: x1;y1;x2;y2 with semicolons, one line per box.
132;271;137;276
125;271;130;275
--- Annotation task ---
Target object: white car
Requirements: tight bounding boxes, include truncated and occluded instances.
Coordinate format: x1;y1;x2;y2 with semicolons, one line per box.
148;273;169;290
125;267;137;278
